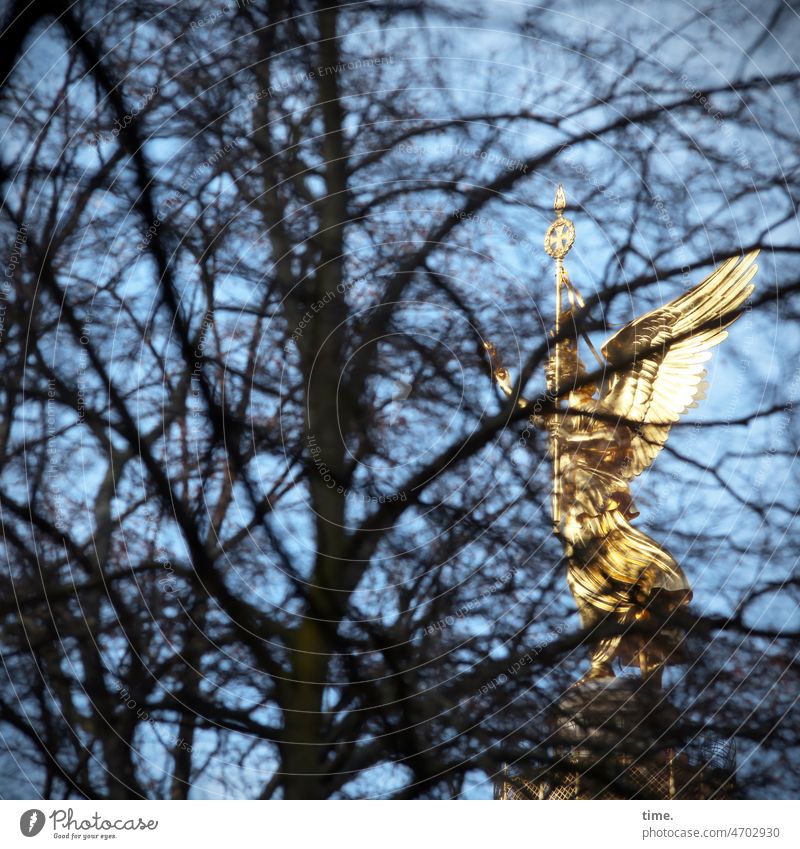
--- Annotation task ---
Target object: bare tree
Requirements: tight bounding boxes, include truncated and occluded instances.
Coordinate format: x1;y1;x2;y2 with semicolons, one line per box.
0;0;798;799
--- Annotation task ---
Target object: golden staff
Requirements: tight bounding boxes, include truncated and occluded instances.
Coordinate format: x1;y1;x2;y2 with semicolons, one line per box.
484;185;579;533
543;185;575;534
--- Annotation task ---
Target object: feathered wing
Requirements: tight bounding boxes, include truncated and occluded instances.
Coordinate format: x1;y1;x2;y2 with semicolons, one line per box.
600;250;759;481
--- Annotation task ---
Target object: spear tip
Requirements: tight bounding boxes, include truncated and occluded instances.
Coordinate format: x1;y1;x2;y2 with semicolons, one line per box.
554;184;566;214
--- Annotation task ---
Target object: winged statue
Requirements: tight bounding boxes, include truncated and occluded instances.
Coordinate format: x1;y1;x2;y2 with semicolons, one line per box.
487;186;758;687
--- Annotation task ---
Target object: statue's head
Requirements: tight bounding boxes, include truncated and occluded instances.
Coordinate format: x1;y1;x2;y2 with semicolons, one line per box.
553;337;597;403
569;384;598;408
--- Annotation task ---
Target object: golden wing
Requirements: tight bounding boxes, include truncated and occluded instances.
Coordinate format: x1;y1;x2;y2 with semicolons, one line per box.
600;250;759;480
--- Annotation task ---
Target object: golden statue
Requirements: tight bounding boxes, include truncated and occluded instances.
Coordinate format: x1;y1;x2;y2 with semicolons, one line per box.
487;186;758;686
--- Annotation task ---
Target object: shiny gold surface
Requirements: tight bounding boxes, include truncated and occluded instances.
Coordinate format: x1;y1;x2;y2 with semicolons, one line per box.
487;186;758;685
